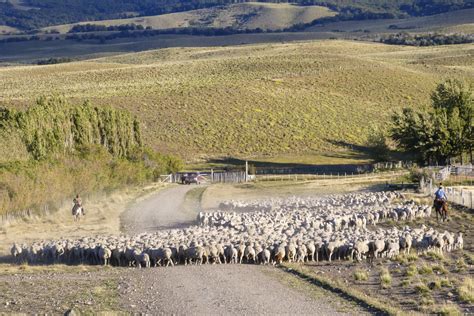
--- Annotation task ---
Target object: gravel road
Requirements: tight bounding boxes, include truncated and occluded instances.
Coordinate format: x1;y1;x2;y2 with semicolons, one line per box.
118;264;355;315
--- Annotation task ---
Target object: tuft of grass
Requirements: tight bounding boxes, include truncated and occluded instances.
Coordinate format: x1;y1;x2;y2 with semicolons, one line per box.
401;279;411;287
379;268;392;288
406;264;418;277
426;251;444;261
419;295;435;306
353;270;369;281
457;277;474;304
415;282;431;295
432;264;448;275
406;253;419;262
418;264;433;275
394;254;408;265
440;277;453;288
454;258;467;272
428;279;441;290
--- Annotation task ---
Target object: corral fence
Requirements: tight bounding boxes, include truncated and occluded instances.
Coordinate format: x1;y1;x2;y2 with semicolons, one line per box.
420;177;473;210
161;171;251;184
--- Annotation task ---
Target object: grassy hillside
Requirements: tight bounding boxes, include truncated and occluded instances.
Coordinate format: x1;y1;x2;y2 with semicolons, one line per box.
43;3;336;33
0;40;472;162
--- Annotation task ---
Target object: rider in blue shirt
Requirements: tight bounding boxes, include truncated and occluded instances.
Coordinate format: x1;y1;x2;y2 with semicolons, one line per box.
435;185;447;201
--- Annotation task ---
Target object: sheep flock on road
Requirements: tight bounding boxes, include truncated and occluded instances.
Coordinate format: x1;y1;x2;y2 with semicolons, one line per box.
11;192;463;267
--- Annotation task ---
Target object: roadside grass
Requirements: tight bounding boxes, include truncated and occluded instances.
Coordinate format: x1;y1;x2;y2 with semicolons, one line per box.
281;263;402;315
0;263;104;275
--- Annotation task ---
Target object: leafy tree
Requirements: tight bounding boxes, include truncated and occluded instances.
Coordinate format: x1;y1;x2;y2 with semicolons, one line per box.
391;80;473;164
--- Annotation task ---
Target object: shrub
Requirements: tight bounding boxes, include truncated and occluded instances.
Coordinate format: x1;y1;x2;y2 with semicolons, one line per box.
354;270;369;281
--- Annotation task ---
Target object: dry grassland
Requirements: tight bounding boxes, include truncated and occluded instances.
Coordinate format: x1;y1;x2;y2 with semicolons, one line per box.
0;40;472;160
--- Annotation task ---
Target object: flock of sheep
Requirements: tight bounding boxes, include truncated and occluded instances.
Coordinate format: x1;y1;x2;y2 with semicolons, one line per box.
11;192;463;267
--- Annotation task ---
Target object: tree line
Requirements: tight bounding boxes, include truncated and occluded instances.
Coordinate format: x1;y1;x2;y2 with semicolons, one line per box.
0;96;182;215
380;32;474;46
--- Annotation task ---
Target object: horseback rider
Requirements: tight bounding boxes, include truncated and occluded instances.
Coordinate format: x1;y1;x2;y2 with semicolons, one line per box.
73;194;82;207
434;184;448;203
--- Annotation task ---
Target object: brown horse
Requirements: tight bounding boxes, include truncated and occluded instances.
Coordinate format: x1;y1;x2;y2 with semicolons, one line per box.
433;199;449;222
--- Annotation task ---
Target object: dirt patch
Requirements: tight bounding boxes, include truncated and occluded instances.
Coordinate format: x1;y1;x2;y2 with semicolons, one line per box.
0;266;120;314
121;184;206;234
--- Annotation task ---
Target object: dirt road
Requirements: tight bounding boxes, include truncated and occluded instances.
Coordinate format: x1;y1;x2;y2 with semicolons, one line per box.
116;183;365;315
121;184;203;234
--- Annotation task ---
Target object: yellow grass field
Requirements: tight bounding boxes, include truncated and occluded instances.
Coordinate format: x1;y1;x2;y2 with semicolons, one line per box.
42;3;336;34
0;40;472;161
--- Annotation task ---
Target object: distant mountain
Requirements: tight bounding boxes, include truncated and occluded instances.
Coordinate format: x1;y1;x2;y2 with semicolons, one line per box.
0;0;473;30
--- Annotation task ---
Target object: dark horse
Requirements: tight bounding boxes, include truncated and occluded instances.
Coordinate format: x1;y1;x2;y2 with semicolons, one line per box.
433;199;449;222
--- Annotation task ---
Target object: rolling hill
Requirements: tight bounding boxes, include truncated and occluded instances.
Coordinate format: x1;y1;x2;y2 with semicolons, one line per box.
42;3;336;33
0;40;472;162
